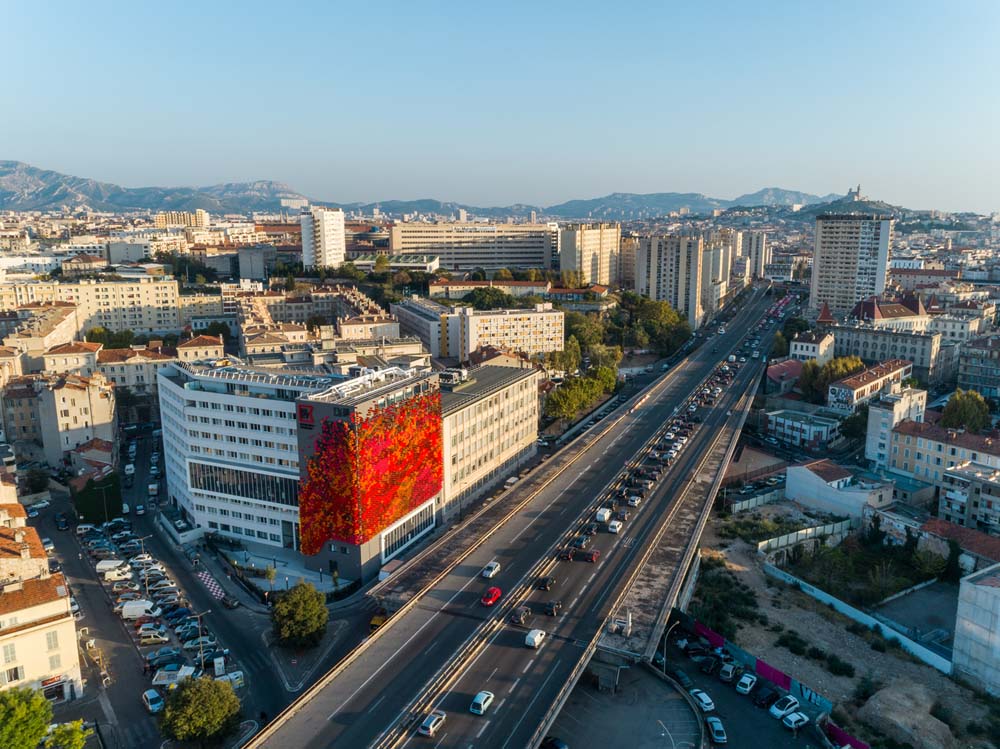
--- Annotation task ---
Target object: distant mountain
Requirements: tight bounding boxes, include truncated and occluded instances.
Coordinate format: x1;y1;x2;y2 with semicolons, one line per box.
789;194;901;220
544;192;725;220
728;187;840;208
0;161;309;213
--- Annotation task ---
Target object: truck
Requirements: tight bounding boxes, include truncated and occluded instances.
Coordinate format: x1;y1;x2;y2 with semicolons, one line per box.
151;666;196;687
148;483;159;498
120;600;161;620
95;559;126;574
595;508;613;524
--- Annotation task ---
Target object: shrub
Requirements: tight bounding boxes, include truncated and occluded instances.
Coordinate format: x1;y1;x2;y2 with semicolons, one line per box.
853;675;882;704
776;631;808;656
826;654;856;677
807;646;827;660
870;639;887;652
847;622;868;636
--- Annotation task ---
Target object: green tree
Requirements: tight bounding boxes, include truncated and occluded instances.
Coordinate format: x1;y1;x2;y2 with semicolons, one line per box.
45;720;93;749
560;269;583;289
336;262;366;281
912;550;947;578
564;312;605;348
940;388;990;433
0;687;53;749
551;335;582;374
587;343;623;371
284;274;296;291
592;365;618;393
272;581;328;647
194;273;207;285
373;255;391;274
195;321;232;343
798;356;865;404
782;317;811;340
392;271;412;288
771;331;789;357
492;267;514;281
942;539;963;582
26;467;50;493
162;677;241;745
468;267;487;281
305;315;327;333
465;287;516;310
840;407;869;440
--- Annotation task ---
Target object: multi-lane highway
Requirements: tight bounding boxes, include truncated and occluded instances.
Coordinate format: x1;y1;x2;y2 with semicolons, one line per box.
251;287;776;749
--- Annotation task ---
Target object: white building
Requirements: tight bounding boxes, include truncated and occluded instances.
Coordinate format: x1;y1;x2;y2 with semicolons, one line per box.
865;386;927;469
558;223;621;286
785;459;893;518
636;235;704;330
301;207;346;268
810;214;893;315
764;409;840;448
789;331;834;366
700;243;728;315
742;231;770;279
953;563;1000;696
389;222;558;271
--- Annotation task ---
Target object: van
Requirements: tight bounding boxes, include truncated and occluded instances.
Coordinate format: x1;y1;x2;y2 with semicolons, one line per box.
595;508;612;524
504;477;519;489
75;524;96;537
95;559;126;574
104;568;132;582
214;671;245;689
121;503;130;515
525;629;546;648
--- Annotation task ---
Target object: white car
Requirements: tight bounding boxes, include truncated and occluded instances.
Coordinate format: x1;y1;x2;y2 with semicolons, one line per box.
769;695;800;719
689;688;715;712
33;500;51;511
735;673;757;695
469;690;494;715
607;520;623;534
417;709;446;737
782;711;810;731
627;496;641;508
135;505;146;516
705;716;727;744
41;538;55;553
481;561;501;579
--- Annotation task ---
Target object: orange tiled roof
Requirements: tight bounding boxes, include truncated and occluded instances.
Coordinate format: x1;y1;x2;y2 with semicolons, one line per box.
893;419;1000;458
833;360;910;391
921;518;1000;562
0;526;45;560
177;335;223;349
45;342;102;356
0;573;70;616
802;459;853;483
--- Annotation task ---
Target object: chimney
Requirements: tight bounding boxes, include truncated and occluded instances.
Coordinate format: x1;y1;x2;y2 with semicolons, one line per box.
19;544;30;560
13;530;24;543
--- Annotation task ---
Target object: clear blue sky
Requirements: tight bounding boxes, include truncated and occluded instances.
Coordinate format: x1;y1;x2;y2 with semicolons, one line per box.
5;1;999;212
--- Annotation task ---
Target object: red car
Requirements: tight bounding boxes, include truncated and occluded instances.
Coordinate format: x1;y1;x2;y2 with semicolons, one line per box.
582;550;601;563
481;587;502;606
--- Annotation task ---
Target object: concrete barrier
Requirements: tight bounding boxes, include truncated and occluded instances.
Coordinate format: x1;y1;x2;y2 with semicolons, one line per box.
757;518;856;554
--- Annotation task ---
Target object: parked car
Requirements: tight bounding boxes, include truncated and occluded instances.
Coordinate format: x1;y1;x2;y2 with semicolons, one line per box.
142;689;165;714
735;673;758;695
182;635;217;651
705;716;727;744
145;647;181;664
782;712;810;731
769;695;800;719
689;688;715;713
718;662;743;683
753;685;780;709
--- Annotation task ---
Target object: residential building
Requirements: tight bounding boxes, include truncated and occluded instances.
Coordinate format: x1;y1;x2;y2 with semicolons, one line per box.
176;335;225;362
809;214;893;315
789;331;834;366
558;223;621;286
635;235;704;329
59;254;106;277
953;563;1000;696
939;463;1000;533
785;459;893;518
765;359;803;395
154;210;209;229
42;342;102;377
826;359;912;413
391;297;564;361
388;222;559;271
428;280;551;300
301;207;346;268
178;294;224;326
848;295;930;332
959;335;1000;399
764;409;840;448
928;314;986;343
97;344;178;398
700;242;728;315
742;231;770;279
336;315;400;341
618;234;639;290
3;304;80;372
830;324;945;384
866;386;927;469
440;366;539;516
889;420;1000;489
891;268;960;291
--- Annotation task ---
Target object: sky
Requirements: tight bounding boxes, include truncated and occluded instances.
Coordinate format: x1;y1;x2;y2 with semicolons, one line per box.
4;1;999;213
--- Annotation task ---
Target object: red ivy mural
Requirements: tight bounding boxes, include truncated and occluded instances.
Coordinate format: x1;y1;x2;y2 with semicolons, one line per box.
298;390;443;554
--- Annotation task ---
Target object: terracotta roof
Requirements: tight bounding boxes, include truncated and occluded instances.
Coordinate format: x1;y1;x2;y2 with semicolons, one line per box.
97;347;175;363
802;459;853;483
71;437;114;454
963;335;1000;351
792;331;832;345
0;504;27;519
430;280;548;288
63;254;105;264
893;269;960;277
850;296;921;321
177;335;223;349
0;526;45;560
832;359;911;391
44;342;102;356
766;359;804;382
0;347;20;357
816;302;836;324
892;419;1000;458
0;573;70;617
920;518;1000;563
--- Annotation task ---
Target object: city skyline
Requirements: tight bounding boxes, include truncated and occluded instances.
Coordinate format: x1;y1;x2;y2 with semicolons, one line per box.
5;1;999;214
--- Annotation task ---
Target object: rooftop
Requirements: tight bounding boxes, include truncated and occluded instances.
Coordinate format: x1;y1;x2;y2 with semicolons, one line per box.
893;420;1000;458
0;573;70;617
766;359;803;383
0;526;45;561
44;341;103;356
921;518;1000;563
802;459;854;483
440;365;538;416
832;359;911;391
177;334;224;349
792;331;832;344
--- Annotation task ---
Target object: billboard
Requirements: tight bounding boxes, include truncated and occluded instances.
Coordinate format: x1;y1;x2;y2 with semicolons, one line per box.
298;391;443;554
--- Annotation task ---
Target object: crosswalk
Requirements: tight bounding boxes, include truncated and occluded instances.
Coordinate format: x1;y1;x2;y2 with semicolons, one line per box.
117;718;160;749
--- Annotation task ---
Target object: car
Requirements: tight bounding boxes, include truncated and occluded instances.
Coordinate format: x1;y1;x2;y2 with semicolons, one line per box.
700;656;720;675
582;522;598;536
55;514;69;531
718;662;743;683
221;595;240;610
148;580;177;593
182;635;217;651
154;595;182;607
536;576;556;591
69;597;79;614
418;709;447;737
195;648;230;669
735;673;758;695
139;632;170;645
668;667;693;688
48;560;62;574
480;587;502;607
581;549;600;563
689;688;715;712
544;601;562;616
769;695;800;719
614;510;630;522
116;592;142;603
540;738;570;749
129;552;153;564
142;689;165;714
41;538;54;553
469;691;495;715
481;561;501;579
705;716;727;744
782;711;810;731
571;535;590;549
627;496;641;507
510;606;530;626
164;607;192;621
33;500;50;511
175;623;202;638
607;520;623;534
145;646;181;663
753;685;780;709
135;505;146;515
137;624;168;637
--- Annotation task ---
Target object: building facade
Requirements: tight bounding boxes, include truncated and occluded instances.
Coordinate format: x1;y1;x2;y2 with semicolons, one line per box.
558;223;621;286
827;359;912;413
939;463;1000;532
764;409;840;448
742;231;770;279
789;331;834;366
866;387;927;469
889;420;1000;489
301;207;346;268
785;459;893;518
958;335;1000;399
953;563;1000;696
389;222;558;271
830;324;944;384
810;214;893;315
635;235;703;330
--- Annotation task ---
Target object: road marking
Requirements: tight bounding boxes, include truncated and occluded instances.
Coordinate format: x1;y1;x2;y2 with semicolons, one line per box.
501;662;560;749
366;695;385;714
507;677;520;694
433;733;448;748
569;595;579;609
497;698;506;710
587;572;596;584
475;720;490;739
521;658;535;674
488;666;498;682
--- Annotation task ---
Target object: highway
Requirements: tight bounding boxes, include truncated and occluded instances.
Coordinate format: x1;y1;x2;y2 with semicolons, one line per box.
251;287;776;749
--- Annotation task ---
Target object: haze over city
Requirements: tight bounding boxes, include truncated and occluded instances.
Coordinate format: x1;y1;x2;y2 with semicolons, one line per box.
4;1;999;213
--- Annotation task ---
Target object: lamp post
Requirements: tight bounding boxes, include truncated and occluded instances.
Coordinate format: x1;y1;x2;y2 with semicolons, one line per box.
189;609;211;671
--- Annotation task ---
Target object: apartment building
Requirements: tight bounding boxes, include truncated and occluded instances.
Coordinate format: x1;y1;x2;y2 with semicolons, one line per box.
558;223;621;286
440;365;539;515
743;231;770;279
635;235;704;330
388;222;559;270
3;304;80;371
391;297;564;361
889;421;1000;494
178;294;224;326
891;268;960;291
830;324;945;384
97;345;178;397
176;335;225;362
42;342;102;377
849;296;929;332
618;234;639;290
300;207;346;268
789;331;834;366
958;335;1000;399
336;314;400;341
939;464;1000;533
827;359;912;413
154;210;209;229
428;280;551;299
866;386;927;469
809;214;893;315
700;242;728;315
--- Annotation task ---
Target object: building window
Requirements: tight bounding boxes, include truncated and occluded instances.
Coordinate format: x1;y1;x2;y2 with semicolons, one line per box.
46;631;58;651
1;666;24;684
48;654;61;671
2;644;14;664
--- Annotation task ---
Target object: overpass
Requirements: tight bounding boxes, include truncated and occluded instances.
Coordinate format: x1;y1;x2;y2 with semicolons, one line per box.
248;288;777;749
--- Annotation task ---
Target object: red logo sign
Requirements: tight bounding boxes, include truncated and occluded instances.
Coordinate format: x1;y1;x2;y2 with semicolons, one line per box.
297;404;314;426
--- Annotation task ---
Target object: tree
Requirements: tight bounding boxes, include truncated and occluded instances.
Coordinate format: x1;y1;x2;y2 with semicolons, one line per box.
272;581;328;647
45;720;93;749
771;331;789;357
373;255;391;274
782;317;811;340
564;312;605;348
0;687;53;749
336;262;366;281
840;407;869;441
798;356;865;404
468;267;487;281
551;335;582;374
592;365;617;393
305;315;327;333
194;273;207;285
465;287;515;310
195;321;232;343
284;274;296;291
162;677;241;744
26;467;50;493
588;343;623;371
912;550;947;578
942;539;963;582
940;388;990;433
392;271;412;288
264;565;277;591
560;269;583;289
492;267;513;281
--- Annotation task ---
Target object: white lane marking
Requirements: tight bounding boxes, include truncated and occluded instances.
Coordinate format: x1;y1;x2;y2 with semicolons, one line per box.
569;595;580;609
501;663;560;749
497;698;506;710
507;677;520;694
327;572;479;720
475;720;491;739
521;658;535;674
488;666;498;682
432;733;448;749
587;572;596;584
366;695;386;714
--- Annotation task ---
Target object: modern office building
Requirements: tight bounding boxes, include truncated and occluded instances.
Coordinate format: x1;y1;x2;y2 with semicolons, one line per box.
635;235;704;329
865;386;927;469
809;214;893;315
558;223;621;286
300;207;346;268
388;222;559;270
391;297;564;361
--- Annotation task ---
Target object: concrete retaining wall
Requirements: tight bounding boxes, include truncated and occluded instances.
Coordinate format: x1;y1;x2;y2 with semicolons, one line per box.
757;518;856;554
729;488;783;513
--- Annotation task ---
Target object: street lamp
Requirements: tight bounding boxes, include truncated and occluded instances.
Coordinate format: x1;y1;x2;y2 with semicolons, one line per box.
136;534;152;598
189;609;211;671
